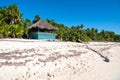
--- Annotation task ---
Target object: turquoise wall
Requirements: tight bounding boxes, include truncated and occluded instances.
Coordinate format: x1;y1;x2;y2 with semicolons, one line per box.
30;32;57;40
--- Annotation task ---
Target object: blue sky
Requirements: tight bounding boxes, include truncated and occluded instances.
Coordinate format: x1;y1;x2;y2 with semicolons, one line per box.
0;0;120;34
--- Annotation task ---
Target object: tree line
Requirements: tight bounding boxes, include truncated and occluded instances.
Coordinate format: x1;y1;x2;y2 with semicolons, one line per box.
46;19;120;42
0;4;120;42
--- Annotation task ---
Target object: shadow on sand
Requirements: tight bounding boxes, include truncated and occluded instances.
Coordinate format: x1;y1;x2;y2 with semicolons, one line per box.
85;45;110;62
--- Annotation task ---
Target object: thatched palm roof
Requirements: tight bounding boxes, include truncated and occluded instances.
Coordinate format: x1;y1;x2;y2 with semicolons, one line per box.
28;20;58;30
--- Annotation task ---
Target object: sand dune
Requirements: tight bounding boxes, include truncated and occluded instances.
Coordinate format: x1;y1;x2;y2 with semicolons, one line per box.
0;39;120;80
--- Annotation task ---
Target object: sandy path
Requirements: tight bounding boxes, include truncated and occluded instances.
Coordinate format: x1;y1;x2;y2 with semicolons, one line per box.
0;39;120;80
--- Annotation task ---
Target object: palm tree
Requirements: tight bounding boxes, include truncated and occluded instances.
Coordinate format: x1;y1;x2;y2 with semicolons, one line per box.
77;24;84;30
0;4;23;25
24;18;31;27
9;25;24;38
0;4;25;38
8;4;23;25
32;14;41;24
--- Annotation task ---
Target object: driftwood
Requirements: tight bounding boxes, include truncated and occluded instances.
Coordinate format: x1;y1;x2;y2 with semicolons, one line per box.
78;39;89;44
78;39;84;43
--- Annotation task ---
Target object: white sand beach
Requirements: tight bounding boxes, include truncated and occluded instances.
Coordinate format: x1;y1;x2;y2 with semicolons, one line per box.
0;39;120;80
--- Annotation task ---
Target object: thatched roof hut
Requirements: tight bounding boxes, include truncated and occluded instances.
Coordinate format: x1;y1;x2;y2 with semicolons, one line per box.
28;20;58;31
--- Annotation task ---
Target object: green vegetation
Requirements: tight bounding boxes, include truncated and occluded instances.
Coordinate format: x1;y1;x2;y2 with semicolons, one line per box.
0;4;120;42
46;19;120;42
0;4;31;38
